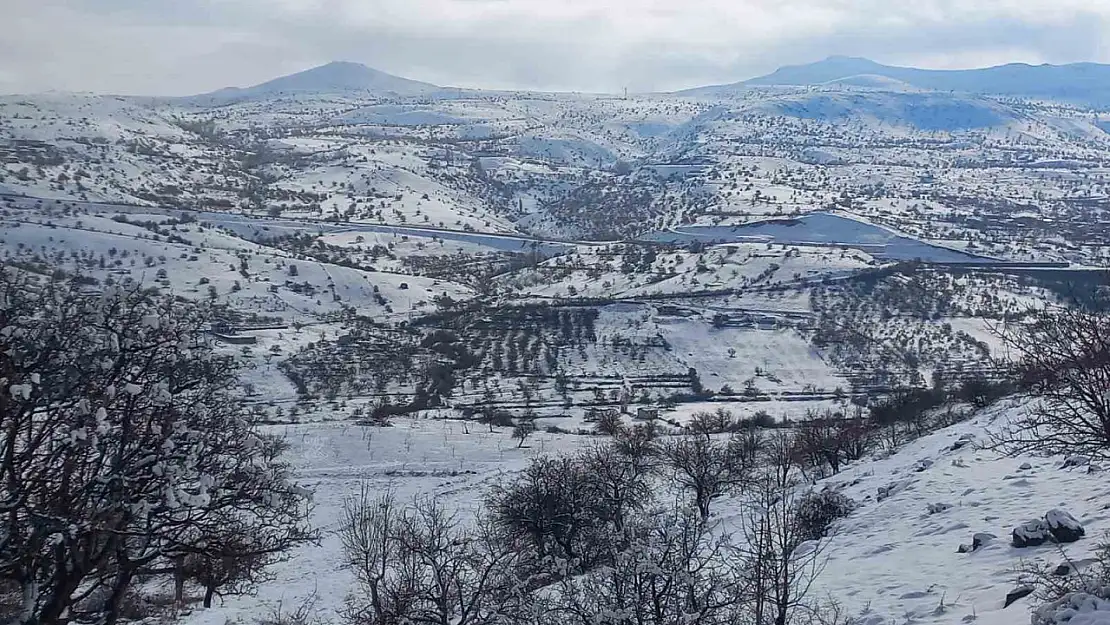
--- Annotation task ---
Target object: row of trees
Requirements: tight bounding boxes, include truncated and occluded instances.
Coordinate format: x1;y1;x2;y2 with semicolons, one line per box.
0;271;315;624
339;422;855;625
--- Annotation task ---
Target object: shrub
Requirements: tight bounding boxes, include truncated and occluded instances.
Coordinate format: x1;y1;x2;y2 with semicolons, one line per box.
793;489;857;542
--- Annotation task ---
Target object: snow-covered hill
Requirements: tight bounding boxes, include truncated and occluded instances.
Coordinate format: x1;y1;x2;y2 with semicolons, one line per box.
193;61;440;101
733;55;1110;106
161;397;1110;625
798;399;1110;624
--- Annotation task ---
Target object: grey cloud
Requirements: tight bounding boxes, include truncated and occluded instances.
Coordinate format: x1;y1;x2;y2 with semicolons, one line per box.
1;0;1109;95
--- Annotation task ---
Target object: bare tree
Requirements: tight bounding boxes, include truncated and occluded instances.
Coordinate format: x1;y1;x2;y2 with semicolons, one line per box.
512;418;536;449
993;305;1110;457
662;435;752;520
611;422;661;467
577;443;654;533
594;410;625;437
486;456;611;568
0;271;313;624
734;440;829;625
339;486;522;625
541;503;748;625
686;408;738;439
792;410;875;478
181;482;318;609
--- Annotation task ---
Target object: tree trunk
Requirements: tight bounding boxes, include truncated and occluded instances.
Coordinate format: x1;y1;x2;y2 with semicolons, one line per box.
19;581;38;625
697;493;710;520
102;569;135;625
203;583;216;608
174;557;186;605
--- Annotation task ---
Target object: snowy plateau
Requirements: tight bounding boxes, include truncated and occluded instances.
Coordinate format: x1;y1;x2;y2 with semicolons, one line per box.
4;57;1110;625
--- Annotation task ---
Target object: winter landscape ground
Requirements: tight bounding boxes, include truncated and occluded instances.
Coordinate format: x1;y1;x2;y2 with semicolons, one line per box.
4;56;1110;625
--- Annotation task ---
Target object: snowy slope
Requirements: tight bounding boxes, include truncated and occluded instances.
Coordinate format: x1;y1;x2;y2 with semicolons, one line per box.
163;395;1110;625
783;399;1110;624
178;419;590;625
0;206;476;323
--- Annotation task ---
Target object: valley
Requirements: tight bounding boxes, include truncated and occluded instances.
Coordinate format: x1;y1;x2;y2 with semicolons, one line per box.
3;56;1110;625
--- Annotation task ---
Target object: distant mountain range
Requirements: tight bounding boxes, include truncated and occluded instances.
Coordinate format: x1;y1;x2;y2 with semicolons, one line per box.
193;61;440;101
687;56;1110;105
189;57;1110;107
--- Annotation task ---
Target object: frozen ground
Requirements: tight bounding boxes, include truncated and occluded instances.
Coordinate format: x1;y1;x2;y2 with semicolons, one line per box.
181;419;589;625
173;397;1110;625
794;398;1110;625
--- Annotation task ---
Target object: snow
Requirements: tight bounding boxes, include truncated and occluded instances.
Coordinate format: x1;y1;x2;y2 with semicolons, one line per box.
9;64;1110;625
755;398;1110;625
158;395;1110;625
179;418;589;625
1035;590;1110;625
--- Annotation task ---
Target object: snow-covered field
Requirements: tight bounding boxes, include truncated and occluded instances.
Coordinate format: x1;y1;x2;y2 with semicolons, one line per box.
171;397;1110;625
183;419;589;625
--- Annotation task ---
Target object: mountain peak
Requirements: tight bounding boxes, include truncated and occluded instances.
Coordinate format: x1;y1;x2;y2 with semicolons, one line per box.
196;61;440;100
823;55;876;63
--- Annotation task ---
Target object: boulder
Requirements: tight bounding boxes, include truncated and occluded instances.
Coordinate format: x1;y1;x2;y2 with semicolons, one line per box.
1013;519;1051;548
1045;509;1085;544
972;532;997;550
959;532;998;553
1004;585;1034;608
1053;563;1072;576
914;459;934;473
1019;462;1033;470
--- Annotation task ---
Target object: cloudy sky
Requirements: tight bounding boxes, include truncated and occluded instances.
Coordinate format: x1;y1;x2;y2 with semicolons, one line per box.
3;0;1109;95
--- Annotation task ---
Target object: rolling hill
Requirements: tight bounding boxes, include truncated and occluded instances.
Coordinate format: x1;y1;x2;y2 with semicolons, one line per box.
194;61;440;101
688;56;1110;106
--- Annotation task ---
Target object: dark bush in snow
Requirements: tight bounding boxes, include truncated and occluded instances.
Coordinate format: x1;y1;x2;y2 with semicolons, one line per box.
1063;455;1092;469
1046;509;1086;544
794;489;857;542
1014;519;1053;548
